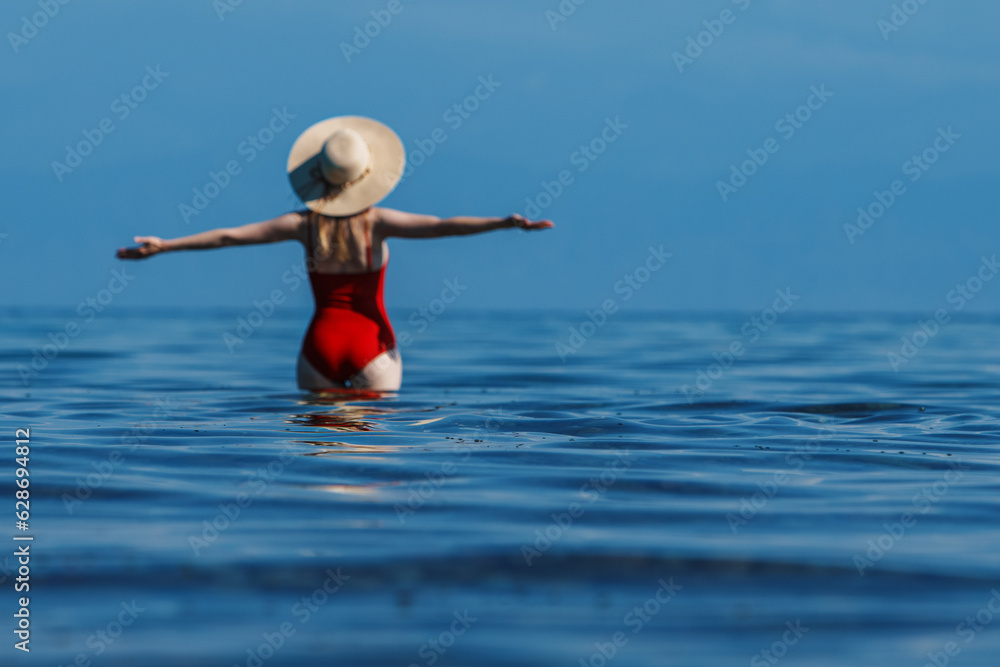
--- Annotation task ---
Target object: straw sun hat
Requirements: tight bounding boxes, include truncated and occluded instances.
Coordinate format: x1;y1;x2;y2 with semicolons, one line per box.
287;116;405;216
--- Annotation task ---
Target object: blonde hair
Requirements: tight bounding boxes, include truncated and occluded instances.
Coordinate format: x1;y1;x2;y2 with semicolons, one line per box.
307;208;370;268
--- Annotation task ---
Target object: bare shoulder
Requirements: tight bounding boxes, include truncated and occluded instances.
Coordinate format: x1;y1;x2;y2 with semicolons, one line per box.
370;207;409;224
272;209;310;242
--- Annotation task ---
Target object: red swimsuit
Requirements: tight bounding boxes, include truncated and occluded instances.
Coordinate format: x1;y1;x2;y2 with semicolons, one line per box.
300;216;396;383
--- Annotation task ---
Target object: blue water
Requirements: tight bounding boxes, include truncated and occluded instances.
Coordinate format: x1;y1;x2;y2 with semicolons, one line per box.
2;308;1000;666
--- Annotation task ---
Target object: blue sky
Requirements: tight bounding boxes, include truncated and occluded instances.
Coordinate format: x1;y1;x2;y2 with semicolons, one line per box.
2;0;998;313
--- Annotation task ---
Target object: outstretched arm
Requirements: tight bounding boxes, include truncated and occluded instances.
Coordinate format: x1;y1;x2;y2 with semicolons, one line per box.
116;212;306;259
372;207;554;240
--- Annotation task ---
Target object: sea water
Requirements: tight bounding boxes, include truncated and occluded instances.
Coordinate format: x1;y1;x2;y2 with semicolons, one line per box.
1;307;999;666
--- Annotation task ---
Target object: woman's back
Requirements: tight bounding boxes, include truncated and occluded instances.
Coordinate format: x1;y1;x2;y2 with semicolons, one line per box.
300;209;397;386
305;210;387;274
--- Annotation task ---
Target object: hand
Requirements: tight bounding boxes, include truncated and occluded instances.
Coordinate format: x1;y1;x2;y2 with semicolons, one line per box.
508;214;555;231
116;236;166;260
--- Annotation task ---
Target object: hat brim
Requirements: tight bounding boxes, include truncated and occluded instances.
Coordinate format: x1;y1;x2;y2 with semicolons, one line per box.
287;116;405;216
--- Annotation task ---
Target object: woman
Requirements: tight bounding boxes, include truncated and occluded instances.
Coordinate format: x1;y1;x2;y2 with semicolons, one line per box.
116;115;553;391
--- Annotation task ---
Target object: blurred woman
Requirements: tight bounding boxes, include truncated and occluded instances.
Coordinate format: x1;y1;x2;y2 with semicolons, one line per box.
117;115;553;391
